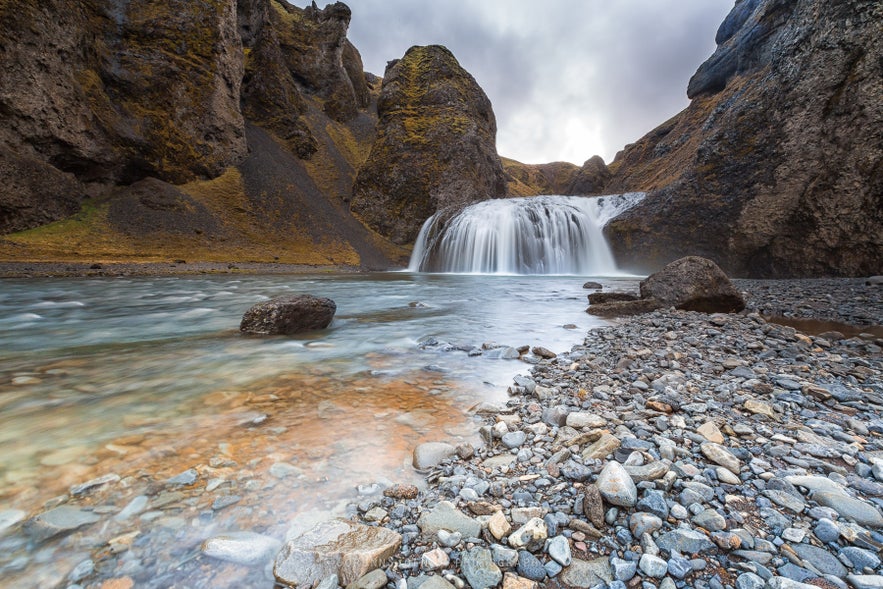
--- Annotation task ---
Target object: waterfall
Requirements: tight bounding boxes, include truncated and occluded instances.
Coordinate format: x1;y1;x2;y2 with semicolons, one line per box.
408;193;645;275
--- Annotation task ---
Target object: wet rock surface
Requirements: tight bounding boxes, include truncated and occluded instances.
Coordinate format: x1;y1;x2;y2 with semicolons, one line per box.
240;294;337;335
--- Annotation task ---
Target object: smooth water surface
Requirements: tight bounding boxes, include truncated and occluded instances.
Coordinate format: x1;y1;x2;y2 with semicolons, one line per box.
0;272;635;588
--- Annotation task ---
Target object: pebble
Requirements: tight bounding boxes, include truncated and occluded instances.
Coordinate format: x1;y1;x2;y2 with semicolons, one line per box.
461;547;502;589
547;535;572;566
23;506;100;543
596;461;638;507
638;553;668;578
516;550;546;581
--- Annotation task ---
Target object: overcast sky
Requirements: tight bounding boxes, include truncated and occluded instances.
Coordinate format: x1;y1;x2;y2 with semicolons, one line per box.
343;0;733;165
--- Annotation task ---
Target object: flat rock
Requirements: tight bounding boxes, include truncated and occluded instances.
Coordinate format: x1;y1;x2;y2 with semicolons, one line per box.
348;569;388;589
566;412;606;429
847;575;883;589
624;460;670;483
201;531;281;566
461;546;502;589
785;475;847;495
656;528;715;555
420;578;457;589
697;421;725;444
789;543;847;577
0;509;26;534
23;505;100;543
700;442;741;474
417;501;481;538
586;298;663;318
273;519;401;586
812;491;883;529
559;557;614;588
581;433;621;460
413;442;456;471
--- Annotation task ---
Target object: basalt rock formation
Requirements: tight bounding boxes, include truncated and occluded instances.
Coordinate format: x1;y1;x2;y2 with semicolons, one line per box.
349;45;508;245
603;0;882;277
0;0;405;268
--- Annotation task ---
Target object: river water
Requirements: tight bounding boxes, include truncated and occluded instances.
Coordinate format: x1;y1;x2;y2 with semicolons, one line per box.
0;271;636;588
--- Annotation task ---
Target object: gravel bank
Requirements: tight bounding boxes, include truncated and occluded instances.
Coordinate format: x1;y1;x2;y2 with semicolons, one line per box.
344;283;883;589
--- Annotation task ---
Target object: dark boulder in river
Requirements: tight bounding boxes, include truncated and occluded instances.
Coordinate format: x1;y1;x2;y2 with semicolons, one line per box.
240;295;336;335
640;256;745;313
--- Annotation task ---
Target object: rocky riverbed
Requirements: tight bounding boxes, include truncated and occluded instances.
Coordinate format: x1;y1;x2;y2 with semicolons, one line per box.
332;280;883;589
1;278;881;589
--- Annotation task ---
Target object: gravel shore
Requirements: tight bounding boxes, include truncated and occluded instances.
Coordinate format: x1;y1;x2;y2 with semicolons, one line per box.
337;280;883;589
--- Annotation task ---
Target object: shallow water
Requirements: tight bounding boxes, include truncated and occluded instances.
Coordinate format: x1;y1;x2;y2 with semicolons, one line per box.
0;272;635;588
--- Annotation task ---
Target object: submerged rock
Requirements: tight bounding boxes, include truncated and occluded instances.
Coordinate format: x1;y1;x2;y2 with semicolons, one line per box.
23;506;100;543
240;295;336;335
201;531;281;566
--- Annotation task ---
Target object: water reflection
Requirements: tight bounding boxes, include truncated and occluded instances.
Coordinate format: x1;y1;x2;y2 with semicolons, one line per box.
0;272;632;588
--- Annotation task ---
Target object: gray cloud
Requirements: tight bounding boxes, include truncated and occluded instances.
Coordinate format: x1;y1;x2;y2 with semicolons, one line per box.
342;0;733;164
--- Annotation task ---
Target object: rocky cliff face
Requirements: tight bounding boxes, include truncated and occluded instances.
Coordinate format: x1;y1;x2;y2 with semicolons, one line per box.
0;0;406;267
604;0;882;277
349;45;508;245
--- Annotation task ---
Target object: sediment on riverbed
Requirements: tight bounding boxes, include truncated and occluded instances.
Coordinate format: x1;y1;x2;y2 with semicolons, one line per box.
348;280;883;588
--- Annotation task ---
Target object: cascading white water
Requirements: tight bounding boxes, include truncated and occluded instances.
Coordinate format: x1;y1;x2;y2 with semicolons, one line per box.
408;192;645;274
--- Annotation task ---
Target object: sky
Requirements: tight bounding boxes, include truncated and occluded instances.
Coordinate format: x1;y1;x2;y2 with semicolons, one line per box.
343;0;734;165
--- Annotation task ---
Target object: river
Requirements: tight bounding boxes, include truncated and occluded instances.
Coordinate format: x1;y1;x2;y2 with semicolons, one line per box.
0;271;637;588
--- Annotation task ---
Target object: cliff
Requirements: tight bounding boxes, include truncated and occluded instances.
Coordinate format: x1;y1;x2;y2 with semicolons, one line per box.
0;0;407;268
603;0;882;277
349;45;507;245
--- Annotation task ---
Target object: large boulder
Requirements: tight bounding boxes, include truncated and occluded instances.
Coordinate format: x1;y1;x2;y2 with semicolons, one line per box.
639;256;745;313
240;295;336;335
350;45;508;244
273;519;401;586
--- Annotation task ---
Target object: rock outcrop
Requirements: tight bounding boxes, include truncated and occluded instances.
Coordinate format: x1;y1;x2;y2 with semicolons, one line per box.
567;156;612;196
0;0;407;268
350;45;508;244
604;0;882;277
